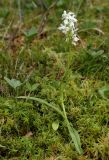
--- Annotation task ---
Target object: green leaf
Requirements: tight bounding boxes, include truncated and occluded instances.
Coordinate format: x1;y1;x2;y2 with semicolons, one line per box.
61;101;83;155
31;84;39;91
17;96;63;117
26;83;39;92
98;86;109;99
0;8;9;18
52;121;59;131
4;77;22;89
68;125;83;155
88;50;104;58
24;26;37;39
57;0;65;6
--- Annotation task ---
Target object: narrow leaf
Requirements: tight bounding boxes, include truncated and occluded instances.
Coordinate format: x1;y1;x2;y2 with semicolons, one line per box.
68;125;83;155
61;100;83;155
17;96;63;117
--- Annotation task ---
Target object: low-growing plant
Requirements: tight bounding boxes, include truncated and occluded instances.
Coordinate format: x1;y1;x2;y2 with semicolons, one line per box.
0;0;109;159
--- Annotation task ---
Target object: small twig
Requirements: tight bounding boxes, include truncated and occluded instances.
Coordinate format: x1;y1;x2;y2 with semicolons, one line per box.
93;28;105;35
2;19;14;43
18;0;23;23
37;1;57;37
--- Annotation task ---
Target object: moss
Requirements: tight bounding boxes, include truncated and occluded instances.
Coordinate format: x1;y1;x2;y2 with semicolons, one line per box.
0;0;109;159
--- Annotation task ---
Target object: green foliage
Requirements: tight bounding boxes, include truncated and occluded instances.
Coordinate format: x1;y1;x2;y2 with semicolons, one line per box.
0;0;109;159
98;86;109;99
17;96;82;154
4;77;22;90
23;26;37;40
52;120;59;131
25;82;39;92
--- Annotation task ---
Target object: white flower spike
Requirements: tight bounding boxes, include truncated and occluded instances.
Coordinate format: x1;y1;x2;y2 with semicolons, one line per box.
58;11;79;46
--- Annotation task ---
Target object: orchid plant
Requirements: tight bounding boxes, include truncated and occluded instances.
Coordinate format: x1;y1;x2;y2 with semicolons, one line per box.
58;10;79;46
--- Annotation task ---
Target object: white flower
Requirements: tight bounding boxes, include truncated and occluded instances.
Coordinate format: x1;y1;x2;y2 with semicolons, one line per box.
72;34;79;46
58;24;70;34
73;35;79;42
58;10;79;46
58;24;66;30
64;19;69;25
62;10;67;19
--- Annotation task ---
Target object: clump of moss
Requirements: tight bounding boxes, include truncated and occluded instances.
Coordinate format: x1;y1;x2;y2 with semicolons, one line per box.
0;0;109;159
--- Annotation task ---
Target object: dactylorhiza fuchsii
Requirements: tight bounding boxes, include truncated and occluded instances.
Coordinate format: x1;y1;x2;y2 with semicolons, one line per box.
58;11;79;46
